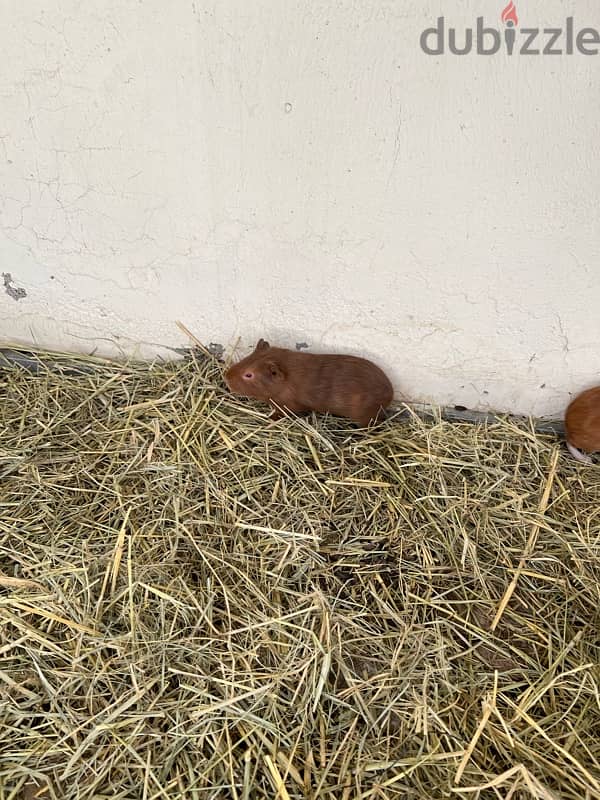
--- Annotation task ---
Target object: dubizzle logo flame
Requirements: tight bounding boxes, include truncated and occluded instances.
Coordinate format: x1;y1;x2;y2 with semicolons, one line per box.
501;2;519;27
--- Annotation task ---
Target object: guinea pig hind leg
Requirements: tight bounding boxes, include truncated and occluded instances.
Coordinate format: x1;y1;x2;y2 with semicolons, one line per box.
567;441;593;464
353;409;383;429
367;406;391;428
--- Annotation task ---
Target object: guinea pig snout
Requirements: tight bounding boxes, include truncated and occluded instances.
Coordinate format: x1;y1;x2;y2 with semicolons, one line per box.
224;368;235;391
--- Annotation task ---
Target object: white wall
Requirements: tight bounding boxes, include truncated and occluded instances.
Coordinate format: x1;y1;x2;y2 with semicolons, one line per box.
1;0;599;417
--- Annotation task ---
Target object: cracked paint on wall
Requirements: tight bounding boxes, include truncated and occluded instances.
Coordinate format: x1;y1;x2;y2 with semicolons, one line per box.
0;1;599;417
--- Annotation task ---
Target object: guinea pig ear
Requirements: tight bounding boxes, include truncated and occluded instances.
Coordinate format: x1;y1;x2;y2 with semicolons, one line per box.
266;360;285;382
255;339;270;352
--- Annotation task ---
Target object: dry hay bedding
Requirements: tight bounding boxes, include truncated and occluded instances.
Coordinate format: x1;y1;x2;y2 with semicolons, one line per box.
0;349;599;800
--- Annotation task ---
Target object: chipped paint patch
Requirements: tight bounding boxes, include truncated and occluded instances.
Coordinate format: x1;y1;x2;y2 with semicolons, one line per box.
2;273;26;301
208;342;224;359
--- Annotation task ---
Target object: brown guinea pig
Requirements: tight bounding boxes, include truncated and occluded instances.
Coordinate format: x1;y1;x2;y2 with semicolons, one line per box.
224;339;394;428
564;387;600;463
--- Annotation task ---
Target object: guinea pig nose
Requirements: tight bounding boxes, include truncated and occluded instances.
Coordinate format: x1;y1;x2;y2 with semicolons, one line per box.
243;372;253;380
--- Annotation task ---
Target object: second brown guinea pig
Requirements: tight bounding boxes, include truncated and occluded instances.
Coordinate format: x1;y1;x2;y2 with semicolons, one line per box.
564;386;600;464
224;339;394;428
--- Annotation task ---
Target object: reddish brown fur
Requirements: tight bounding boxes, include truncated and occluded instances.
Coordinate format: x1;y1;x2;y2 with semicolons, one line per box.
565;387;600;459
224;339;394;428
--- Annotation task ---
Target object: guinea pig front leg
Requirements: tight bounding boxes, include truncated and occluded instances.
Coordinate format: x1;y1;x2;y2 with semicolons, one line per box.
269;405;285;421
269;401;308;420
268;401;295;420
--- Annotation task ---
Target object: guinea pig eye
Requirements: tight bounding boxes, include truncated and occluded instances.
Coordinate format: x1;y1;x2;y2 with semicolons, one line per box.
243;372;253;380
